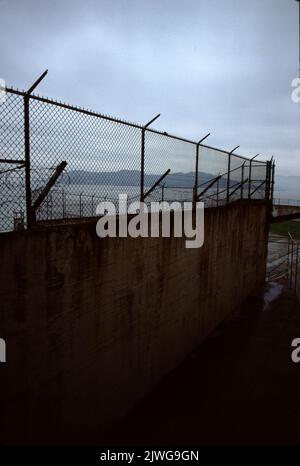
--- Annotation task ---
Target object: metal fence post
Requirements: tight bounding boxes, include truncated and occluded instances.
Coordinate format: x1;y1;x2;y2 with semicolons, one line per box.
264;161;269;201
226;154;231;205
23;70;48;228
248;154;260;200
289;233;295;289
287;235;291;284
295;244;299;293
265;160;271;201
248;160;251;199
226;145;240;205
193;133;210;209
140;114;160;202
140;128;145;203
193;143;199;208
241;162;245;200
271;161;275;205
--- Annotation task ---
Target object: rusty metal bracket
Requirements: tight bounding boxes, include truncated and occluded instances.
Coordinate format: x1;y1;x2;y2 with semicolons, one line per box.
196;175;221;201
143;169;170;201
31;161;67;213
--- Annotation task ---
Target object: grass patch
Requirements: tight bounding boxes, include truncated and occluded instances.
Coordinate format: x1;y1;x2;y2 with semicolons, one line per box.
270;220;300;237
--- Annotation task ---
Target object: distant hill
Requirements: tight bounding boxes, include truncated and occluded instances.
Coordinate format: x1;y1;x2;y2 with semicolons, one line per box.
63;169;227;188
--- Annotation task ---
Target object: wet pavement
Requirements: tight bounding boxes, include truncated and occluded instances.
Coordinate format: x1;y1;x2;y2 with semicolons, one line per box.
267;233;300;295
267;234;290;281
107;283;300;445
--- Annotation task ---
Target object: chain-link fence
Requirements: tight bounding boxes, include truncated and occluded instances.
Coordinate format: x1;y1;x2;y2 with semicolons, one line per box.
0;77;274;233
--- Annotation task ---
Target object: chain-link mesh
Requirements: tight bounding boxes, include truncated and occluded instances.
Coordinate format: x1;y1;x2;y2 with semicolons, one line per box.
144;130;196;203
0;88;272;233
29;97;141;222
250;162;268;199
0;92;26;231
197;146;229;206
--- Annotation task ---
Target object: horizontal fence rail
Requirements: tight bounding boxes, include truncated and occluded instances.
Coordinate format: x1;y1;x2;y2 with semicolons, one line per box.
0;73;274;233
273;199;300;206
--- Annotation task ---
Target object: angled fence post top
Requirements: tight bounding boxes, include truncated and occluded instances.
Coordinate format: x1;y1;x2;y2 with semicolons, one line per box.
143;114;161;130
198;133;211;145
26;70;48;96
140;113;161;202
228;145;240;155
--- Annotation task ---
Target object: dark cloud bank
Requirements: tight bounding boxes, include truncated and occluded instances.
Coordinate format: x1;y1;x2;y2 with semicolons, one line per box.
0;0;299;176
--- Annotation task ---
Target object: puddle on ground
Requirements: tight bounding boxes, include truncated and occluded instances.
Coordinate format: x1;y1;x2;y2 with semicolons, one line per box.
263;282;284;311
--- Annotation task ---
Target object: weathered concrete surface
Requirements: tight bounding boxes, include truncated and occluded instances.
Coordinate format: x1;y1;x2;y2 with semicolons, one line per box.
0;201;268;444
107;286;300;445
273;204;300;219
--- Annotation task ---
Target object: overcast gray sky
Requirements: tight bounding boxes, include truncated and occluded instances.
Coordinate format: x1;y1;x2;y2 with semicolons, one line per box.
0;0;299;175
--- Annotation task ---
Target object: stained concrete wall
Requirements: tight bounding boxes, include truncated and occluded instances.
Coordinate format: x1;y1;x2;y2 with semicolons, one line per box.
273;204;300;217
0;201;268;444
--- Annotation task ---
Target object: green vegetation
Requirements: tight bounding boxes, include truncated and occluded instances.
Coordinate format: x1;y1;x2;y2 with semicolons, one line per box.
270;221;300;237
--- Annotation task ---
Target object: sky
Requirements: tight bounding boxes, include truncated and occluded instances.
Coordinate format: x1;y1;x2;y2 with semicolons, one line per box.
0;0;299;176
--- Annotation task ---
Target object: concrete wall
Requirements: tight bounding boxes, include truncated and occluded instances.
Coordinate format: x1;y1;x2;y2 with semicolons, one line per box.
0;201;268;444
273;204;300;217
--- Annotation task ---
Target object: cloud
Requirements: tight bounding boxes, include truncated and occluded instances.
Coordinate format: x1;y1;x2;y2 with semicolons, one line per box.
0;0;299;175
